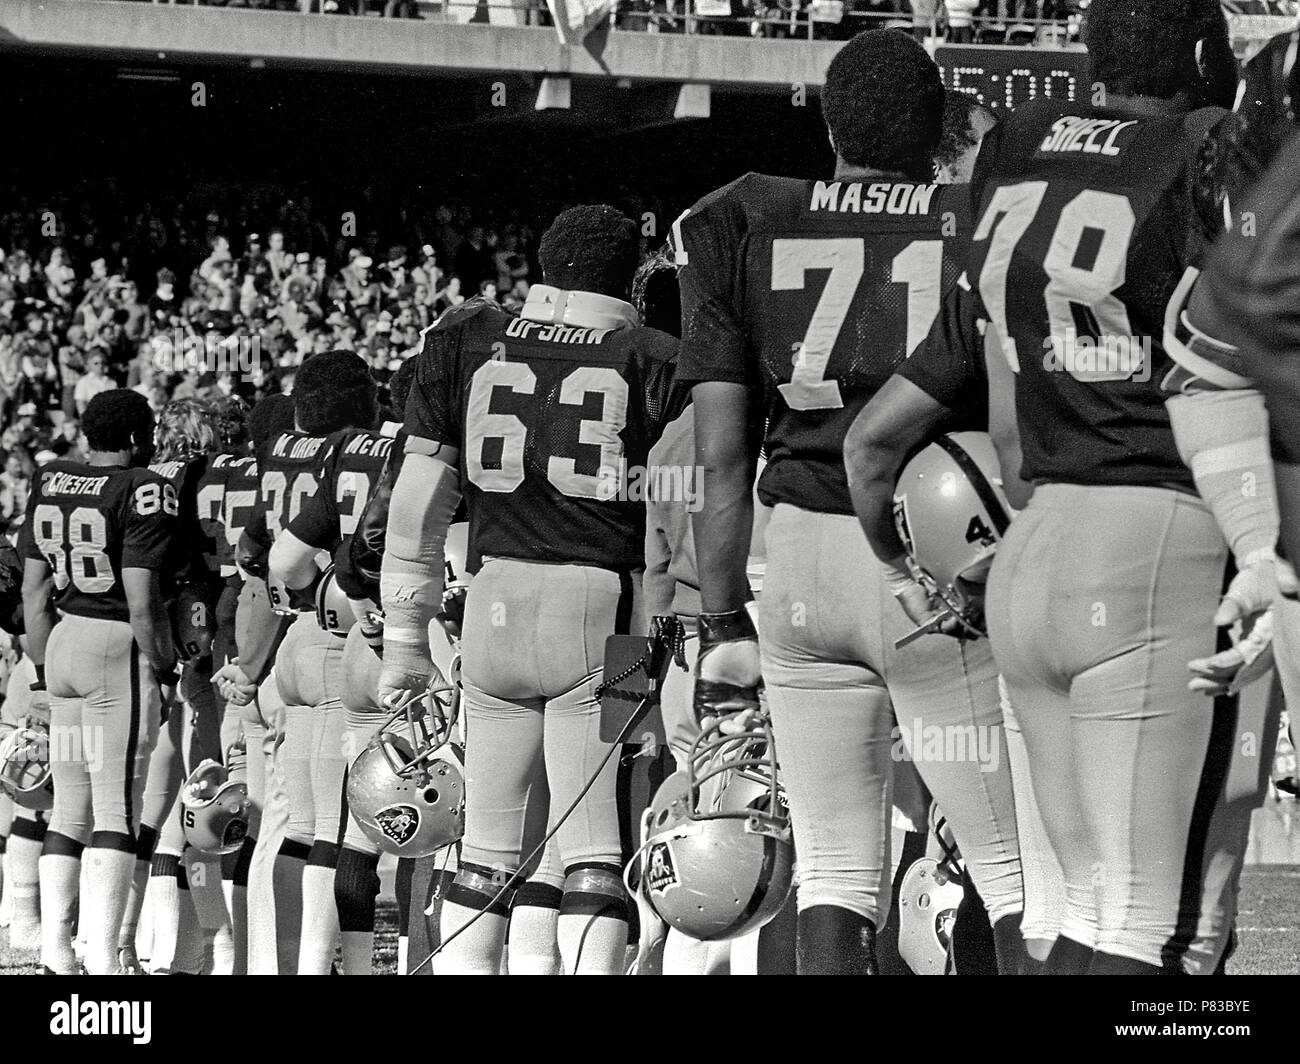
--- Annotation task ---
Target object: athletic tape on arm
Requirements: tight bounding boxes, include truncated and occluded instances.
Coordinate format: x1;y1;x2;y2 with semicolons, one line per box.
380;450;461;678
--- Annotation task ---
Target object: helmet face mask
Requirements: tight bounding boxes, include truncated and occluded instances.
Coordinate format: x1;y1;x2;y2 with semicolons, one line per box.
635;714;794;942
0;721;54;811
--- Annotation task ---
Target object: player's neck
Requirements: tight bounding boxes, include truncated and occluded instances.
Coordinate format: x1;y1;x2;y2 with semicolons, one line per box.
1095;92;1193;117
831;161;917;184
86;449;132;468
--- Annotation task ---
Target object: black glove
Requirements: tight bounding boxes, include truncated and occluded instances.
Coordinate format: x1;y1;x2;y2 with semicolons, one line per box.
693;609;762;724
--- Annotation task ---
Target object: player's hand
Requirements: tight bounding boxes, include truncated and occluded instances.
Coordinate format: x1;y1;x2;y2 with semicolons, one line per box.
695;609;762;733
884;558;963;640
27;686;50;724
1278;555;1299;601
435;585;467;641
378;662;440;715
214;659;257;707
1189;609;1274;696
1214;556;1276;627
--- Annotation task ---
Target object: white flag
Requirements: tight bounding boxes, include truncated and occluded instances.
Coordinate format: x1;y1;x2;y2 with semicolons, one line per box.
546;0;614;45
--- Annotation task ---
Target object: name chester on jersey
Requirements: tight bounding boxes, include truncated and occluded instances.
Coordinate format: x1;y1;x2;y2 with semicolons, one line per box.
41;471;111;496
808;181;939;215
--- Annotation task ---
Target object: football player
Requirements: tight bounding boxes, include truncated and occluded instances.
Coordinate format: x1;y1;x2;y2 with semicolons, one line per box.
676;29;1024;974
20;389;179;975
267;360;397;975
233;351;380;974
120;397;230;975
854;0;1239;974
379;205;678;975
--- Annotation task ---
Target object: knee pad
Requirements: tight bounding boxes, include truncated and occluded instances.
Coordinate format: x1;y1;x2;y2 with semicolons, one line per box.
306;840;340;870
277;838;311;862
560;864;629;922
514;881;563;912
42;830;84;859
445;862;516;917
335;847;382;932
222;835;255;886
134;824;159;862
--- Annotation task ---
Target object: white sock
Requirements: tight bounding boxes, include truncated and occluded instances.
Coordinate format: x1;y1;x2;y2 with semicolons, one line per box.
508;903;562;975
210;923;235;975
397;935;409;975
342;931;374;975
81;849;136;974
223;882;248;975
119;857;152;955
0;848;10;927
7;834;43;951
273;851;306;974
39;853;81;974
298;864;339;975
558;913;630;976
435;900;507;975
146;859;182;973
170;883;203;975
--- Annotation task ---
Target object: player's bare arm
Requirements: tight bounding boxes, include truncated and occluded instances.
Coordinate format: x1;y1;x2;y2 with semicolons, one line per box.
377;441;461;705
269;530;323;593
20;556;56;710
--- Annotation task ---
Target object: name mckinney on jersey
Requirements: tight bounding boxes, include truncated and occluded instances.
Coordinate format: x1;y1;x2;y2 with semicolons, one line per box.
1037;116;1138;157
343;434;395;460
808;181;938;215
40;471;111;497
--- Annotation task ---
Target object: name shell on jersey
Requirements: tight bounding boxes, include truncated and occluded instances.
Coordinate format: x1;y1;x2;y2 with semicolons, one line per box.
405;300;678;571
19;461;178;623
287;427;396;554
951;98;1223;488
675;171;972;515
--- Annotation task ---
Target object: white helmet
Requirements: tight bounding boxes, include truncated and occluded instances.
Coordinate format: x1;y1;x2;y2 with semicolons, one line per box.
893;432;1013;636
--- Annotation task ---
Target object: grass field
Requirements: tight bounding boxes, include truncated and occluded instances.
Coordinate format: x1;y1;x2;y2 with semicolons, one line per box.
3;867;1297;975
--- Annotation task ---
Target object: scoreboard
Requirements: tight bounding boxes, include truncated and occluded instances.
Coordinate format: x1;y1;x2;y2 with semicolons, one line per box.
934;44;1089;111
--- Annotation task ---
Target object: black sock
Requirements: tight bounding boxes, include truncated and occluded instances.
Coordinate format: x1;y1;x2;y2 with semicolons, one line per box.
1044;935;1094;975
797;905;877;975
950;874;997;975
1088;950;1170;976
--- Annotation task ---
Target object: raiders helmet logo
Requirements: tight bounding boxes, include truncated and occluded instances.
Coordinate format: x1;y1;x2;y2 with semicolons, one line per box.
222;818;248;849
375;804;421;847
646;841;678;895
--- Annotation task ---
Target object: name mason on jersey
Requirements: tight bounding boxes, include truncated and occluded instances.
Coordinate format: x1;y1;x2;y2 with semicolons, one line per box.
40;471;111;497
1037;116;1138;157
808;181;938;215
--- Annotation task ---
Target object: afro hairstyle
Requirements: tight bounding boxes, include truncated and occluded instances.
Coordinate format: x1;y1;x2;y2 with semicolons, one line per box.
294;350;379;436
211;394;251;450
934;92;999;173
82;389;154;456
1085;0;1235;107
248;393;296;451
1191;111;1276;242
822;29;946;181
632;244;681;338
537;205;641;300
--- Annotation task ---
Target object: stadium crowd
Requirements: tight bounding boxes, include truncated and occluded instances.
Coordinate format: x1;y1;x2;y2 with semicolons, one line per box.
0;192;545;539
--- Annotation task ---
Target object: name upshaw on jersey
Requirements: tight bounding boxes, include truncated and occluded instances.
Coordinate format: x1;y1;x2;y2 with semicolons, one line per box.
405;298;677;572
938;97;1223;488
674;172;974;515
19;460;178;622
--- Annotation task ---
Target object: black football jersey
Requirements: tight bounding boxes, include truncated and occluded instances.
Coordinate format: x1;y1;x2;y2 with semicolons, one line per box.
195;450;254;580
252;431;333;548
948;97;1224;488
19;460;177;623
218;454;259;581
675;171;974;514
150;454;221;592
404;300;678;572
287;426;397;554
